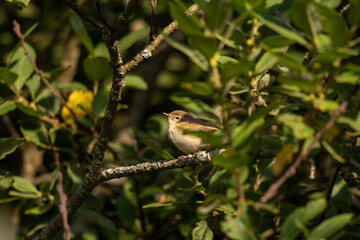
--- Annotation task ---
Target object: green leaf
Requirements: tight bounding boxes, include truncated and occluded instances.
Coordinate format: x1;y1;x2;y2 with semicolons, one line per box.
270;51;307;72
169;2;203;37
125;74;148;90
25;203;54;215
7;42;36;90
166;37;209;71
308;213;353;240
78;208;116;230
0;100;16;115
0;169;14;190
278;114;314;139
313;98;339;112
232;117;265;148
192;220;213;240
20;120;50;149
83;56;110;81
255;52;279;74
116;196;136;227
261;36;296;50
253;11;309;48
13;176;39;194
169;96;218;122
52;81;88;93
194;0;232;32
337;112;360;131
69;10;94;54
9;190;40;199
281;198;327;239
221;215;257;240
189;36;218;60
335;71;360;85
118;26;150;54
0;137;24;160
16;103;47;117
215;204;236;215
290;0;311;36
26;74;40;100
92;83;111;116
143;202;174;208
277;72;321;93
212;151;252;169
0;67;19;85
134;130;174;160
5;0;30;9
312;2;348;47
220;59;253;81
181;81;213;96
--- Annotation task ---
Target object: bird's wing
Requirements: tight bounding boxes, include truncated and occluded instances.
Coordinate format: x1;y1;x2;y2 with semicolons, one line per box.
181;118;219;132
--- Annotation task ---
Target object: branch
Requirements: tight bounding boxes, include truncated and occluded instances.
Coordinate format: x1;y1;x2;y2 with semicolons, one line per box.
258;85;359;205
95;0;111;30
99;149;223;182
122;3;200;73
114;0;140;32
65;0;104;30
56;172;71;240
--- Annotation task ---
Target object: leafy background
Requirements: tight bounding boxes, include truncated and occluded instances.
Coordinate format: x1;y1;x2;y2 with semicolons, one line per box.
0;0;360;239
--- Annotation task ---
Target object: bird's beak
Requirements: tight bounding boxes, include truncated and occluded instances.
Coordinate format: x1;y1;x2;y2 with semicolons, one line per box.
163;112;169;117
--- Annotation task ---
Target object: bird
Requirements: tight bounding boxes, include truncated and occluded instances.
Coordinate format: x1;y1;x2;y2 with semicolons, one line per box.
163;110;219;154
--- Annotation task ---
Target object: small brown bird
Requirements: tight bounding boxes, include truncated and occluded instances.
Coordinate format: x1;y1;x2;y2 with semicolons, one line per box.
163;110;219;154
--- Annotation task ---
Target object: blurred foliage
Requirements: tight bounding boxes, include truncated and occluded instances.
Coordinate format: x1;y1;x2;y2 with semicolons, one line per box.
0;0;360;239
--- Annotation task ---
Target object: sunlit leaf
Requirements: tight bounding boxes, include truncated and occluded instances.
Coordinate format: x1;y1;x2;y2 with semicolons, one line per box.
13;176;39;195
0;169;14;190
192;220;213;240
7;42;36;90
278;114;314;139
272;144;295;176
0;100;16;115
221;215;257;240
308;213;353;240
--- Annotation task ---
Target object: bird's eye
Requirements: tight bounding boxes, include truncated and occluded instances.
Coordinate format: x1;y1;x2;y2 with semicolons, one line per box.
175;116;180;120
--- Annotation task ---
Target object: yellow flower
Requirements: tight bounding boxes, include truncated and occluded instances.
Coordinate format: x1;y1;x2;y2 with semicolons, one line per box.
61;90;93;127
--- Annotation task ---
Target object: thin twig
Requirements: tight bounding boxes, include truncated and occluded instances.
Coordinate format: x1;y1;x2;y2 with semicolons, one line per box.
316;164;341;224
12;20;79;123
114;0;140;32
65;0;104;30
258;85;359;205
95;0;112;30
56;172;71;240
149;0;157;42
123;3;200;73
46;125;71;240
